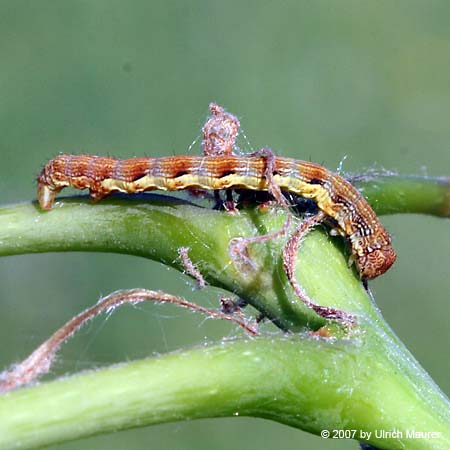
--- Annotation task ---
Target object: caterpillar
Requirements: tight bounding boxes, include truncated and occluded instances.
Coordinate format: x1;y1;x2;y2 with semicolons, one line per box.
37;153;396;280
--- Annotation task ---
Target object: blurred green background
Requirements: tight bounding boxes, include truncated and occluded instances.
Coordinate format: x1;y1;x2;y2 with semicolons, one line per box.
0;1;449;449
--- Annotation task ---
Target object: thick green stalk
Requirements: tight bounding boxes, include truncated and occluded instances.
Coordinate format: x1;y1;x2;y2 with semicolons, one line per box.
0;197;328;330
0;337;448;450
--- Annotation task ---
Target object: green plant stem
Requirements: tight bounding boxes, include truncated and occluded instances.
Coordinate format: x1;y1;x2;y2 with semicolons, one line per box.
0;336;449;450
0;197;337;330
354;174;450;217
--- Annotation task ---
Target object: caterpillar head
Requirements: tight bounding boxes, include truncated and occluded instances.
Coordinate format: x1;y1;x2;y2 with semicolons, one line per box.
357;245;397;279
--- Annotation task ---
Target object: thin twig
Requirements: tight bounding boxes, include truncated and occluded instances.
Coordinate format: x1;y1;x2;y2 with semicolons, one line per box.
283;212;354;323
178;247;206;289
0;289;258;392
